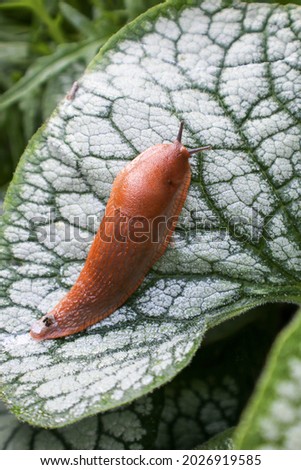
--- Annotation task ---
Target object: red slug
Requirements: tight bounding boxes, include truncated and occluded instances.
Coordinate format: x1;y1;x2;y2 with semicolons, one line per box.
30;122;210;340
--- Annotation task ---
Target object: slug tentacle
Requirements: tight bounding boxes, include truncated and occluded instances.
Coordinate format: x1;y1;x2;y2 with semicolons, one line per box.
30;122;210;340
176;121;184;143
188;145;212;155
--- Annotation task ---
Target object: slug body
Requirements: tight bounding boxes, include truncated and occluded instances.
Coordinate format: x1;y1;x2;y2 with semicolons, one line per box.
30;123;210;340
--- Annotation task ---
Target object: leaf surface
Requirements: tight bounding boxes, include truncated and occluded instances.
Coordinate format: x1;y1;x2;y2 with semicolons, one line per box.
0;305;279;448
235;308;301;450
1;0;301;427
196;428;234;450
0;188;5;216
0;393;162;449
154;307;281;449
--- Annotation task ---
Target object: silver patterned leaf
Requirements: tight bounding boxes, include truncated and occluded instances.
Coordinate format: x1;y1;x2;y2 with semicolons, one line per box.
1;0;301;427
235;308;301;450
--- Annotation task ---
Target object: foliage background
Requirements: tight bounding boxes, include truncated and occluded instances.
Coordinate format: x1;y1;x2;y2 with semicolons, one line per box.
0;0;300;449
0;0;166;189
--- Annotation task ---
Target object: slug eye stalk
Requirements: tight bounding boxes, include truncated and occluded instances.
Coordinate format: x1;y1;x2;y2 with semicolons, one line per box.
176;121;211;154
188;145;212;154
176;121;185;143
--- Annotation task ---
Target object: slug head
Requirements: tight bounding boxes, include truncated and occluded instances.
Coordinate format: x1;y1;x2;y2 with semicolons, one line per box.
176;121;211;155
30;314;61;341
113;122;211;219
